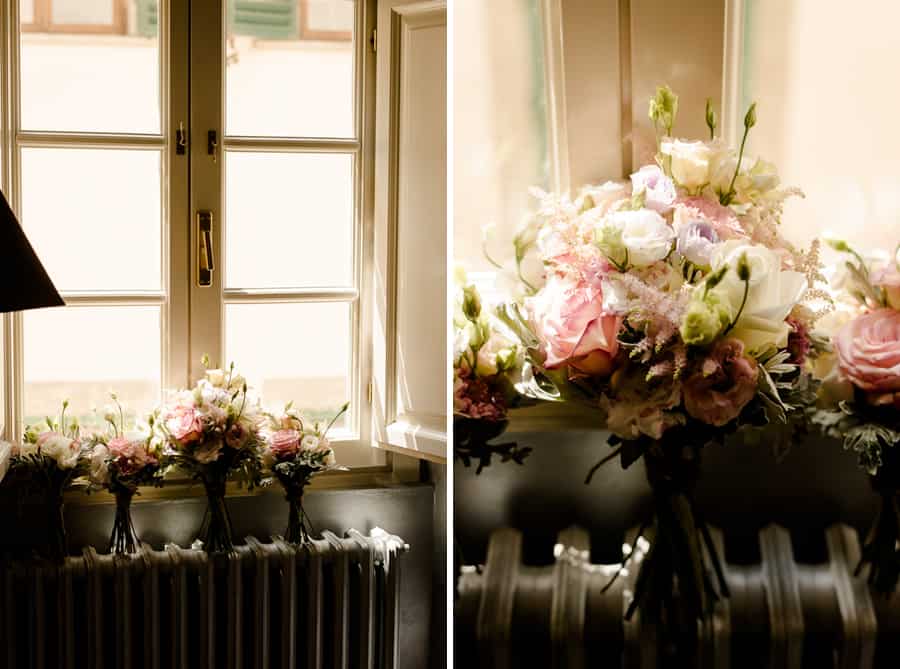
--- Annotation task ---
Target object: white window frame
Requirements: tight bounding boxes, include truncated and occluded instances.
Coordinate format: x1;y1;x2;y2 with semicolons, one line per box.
0;0;391;474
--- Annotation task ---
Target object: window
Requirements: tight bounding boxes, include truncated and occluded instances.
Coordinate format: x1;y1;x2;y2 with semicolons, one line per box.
1;0;382;468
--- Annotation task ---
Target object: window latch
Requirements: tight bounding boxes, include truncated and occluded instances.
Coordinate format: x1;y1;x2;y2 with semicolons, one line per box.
197;210;214;287
176;122;187;155
207;130;218;163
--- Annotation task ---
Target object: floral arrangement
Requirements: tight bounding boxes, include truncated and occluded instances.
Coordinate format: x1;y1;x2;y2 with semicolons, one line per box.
154;358;264;552
453;275;532;473
814;241;900;591
86;394;162;554
10;401;87;561
492;86;826;655
261;402;347;544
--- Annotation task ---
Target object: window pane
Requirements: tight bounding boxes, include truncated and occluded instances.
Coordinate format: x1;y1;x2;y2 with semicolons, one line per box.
225;302;350;429
20;148;162;292
225;0;355;138
52;0;115;25
23;306;161;431
21;0;34;24
225;152;353;289
19;0;159;133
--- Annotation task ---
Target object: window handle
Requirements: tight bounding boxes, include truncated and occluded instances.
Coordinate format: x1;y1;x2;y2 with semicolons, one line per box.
197;210;214;286
207;130;218;163
176;122;187;155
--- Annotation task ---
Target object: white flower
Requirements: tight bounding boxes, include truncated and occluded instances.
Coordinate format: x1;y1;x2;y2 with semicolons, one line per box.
301;435;320;451
629;165;676;213
205;368;226;387
709;240;807;351
605;209;675;267
475;331;518;377
576;181;628;213
90;443;110;484
661;139;712;190
40;435;80;469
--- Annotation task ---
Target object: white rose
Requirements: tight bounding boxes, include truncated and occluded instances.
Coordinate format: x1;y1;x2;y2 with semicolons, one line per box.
661;139;712;190
41;435;80;469
710;240;807;351
607;209;675;267
205;368;226;387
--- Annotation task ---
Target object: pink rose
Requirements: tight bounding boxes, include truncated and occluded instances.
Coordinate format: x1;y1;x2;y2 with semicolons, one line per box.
269;429;301;459
108;436;156;474
165;405;203;444
683;338;759;427
835;309;900;404
527;274;621;374
871;260;900;310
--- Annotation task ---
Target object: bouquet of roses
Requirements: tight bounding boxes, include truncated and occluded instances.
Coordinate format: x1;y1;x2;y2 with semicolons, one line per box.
493;86;827;656
814;241;900;592
261;402;348;545
86;393;163;554
154;358;264;552
11;401;87;561
453;275;533;473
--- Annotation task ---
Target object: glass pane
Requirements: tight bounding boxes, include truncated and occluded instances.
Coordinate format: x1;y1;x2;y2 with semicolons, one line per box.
225;0;355;138
20;148;162;292
19;0;159;133
21;0;34;24
23;306;162;431
225;302;351;429
225;152;353;289
52;0;115;25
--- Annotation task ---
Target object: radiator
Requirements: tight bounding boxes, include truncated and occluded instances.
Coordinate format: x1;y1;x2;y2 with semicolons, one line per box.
0;528;407;669
457;523;900;669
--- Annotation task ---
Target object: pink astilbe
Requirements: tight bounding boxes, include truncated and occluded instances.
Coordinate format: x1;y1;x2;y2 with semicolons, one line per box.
608;272;691;356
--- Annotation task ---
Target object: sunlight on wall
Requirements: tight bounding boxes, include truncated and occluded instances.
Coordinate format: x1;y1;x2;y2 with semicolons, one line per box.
742;1;900;251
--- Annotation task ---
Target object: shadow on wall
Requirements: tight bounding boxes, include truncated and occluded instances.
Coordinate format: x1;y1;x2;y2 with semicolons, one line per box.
454;429;877;566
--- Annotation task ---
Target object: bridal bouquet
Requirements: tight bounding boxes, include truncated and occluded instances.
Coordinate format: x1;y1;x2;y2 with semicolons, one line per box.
261;402;347;545
495;86;825;654
453;275;532;473
12;401;87;561
154;359;264;552
86;394;163;554
814;241;900;592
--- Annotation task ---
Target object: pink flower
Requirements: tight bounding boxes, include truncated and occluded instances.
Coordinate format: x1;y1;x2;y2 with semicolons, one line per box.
269;429;301;459
676;197;746;241
453;373;506;420
108;436;156;475
630;165;676;213
164;405;203;444
683;338;759;427
871;260;900;310
225;423;248;449
193;440;223;464
835;309;900;404
527;274;621;374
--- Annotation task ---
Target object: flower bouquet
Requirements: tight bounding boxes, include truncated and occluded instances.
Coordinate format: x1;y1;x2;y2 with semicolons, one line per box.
261;402;347;545
453;277;533;473
494;86;825;658
814;241;900;592
155;359;264;553
86;394;163;555
11;401;86;561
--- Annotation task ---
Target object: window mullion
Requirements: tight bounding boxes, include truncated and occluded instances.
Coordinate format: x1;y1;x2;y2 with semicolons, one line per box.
188;0;225;381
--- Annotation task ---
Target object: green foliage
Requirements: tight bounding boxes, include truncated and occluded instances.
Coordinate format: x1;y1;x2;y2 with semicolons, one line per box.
814;399;900;475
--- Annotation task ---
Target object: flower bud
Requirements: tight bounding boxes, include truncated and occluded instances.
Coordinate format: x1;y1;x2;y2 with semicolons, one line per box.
736;253;751;281
744;102;757;129
461;285;481;321
705;98;717;137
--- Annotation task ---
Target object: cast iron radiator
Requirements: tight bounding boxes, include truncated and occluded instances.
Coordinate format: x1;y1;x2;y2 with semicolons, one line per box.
0;528;407;669
457;524;900;668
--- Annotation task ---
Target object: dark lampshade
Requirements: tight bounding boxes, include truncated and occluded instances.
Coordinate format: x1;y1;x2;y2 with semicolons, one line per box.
0;188;64;313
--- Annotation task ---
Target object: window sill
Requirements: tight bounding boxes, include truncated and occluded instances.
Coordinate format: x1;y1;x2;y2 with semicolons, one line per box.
506;402;607;433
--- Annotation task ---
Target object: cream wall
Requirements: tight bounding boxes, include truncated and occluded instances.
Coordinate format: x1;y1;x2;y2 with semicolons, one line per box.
740;0;900;250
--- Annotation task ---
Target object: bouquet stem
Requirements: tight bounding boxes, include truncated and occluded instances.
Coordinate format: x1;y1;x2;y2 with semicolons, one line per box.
626;442;728;664
284;487;315;545
858;451;900;593
47;488;68;563
199;475;235;553
109;488;139;555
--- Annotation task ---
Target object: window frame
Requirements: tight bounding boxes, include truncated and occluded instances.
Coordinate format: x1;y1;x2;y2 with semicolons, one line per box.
298;0;353;42
20;0;128;36
1;0;389;475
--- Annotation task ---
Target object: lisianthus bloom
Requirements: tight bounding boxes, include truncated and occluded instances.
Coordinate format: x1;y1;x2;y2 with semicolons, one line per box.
630;165;676;213
527;274;621;375
36;432;81;469
598;209;675;267
683;338;759;426
835;308;900;407
674;218;719;267
871;256;900;310
680;290;732;346
661;139;712;190
708;240;806;352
